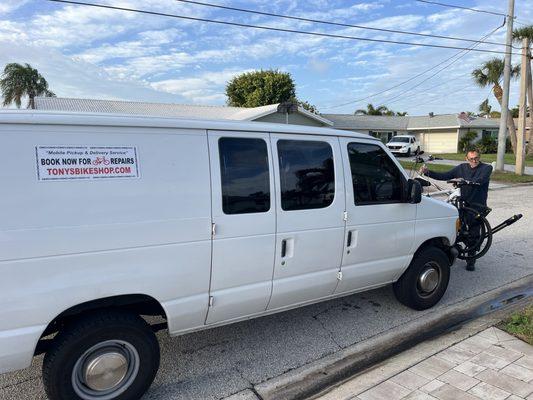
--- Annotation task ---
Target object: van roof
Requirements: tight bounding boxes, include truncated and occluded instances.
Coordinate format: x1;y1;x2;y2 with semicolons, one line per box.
0;110;376;140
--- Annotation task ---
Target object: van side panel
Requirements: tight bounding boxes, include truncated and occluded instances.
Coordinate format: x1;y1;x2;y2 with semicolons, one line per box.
0;124;212;371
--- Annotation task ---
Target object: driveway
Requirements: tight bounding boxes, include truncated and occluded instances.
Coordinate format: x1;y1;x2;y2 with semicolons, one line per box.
1;186;531;400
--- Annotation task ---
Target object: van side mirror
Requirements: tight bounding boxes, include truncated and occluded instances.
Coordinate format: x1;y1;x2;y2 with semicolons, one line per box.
414;177;431;187
406;179;422;204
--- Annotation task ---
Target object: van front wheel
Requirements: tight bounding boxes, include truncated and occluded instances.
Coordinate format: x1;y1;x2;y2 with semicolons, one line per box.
393;247;450;310
43;310;160;400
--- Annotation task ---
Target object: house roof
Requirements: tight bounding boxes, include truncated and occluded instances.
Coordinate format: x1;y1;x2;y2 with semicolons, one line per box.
322;113;501;131
0;110;369;140
34;97;503;131
320;114;410;130
34;97;333;126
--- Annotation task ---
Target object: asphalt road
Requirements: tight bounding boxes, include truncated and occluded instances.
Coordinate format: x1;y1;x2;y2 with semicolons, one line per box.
1;185;531;400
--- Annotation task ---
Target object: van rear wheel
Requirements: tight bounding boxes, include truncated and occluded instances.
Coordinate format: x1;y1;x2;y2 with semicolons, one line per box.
43;310;160;400
393;247;450;310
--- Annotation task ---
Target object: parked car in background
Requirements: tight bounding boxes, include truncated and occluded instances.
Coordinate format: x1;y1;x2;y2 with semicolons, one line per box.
387;135;420;156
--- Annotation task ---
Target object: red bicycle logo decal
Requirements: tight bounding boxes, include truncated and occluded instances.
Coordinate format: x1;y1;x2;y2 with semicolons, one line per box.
93;156;110;165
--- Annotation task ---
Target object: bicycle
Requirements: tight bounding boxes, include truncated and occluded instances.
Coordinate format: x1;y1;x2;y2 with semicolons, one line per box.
410;156;522;262
441;178;493;261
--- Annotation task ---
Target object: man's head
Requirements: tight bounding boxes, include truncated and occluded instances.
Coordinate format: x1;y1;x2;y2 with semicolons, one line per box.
465;148;481;168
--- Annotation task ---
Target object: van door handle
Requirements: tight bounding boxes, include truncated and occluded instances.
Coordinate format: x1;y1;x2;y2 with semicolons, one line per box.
281;239;287;258
347;231;352;247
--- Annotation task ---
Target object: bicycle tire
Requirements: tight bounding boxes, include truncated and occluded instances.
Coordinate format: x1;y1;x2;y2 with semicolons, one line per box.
456;206;493;260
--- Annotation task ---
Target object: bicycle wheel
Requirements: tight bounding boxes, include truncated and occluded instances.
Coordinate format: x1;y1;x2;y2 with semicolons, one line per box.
456;206;493;261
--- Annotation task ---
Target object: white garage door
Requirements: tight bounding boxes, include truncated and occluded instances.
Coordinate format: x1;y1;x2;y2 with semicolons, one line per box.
423;131;458;153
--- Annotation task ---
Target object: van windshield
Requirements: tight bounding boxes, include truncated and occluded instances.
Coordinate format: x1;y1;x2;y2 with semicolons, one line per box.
390;137;410;143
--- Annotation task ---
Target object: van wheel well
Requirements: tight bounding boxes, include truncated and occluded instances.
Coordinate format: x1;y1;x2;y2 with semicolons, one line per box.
36;294;167;355
414;237;454;265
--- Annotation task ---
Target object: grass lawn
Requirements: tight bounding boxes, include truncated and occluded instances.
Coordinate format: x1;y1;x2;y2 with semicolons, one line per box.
399;161;533;184
498;305;533;345
437;153;533;168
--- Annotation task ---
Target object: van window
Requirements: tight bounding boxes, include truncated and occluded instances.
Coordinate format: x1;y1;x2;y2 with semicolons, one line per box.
219;137;270;214
347;143;404;205
277;140;334;211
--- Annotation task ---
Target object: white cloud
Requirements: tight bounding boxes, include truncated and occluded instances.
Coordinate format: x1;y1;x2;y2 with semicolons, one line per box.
150;69;253;103
0;0;30;14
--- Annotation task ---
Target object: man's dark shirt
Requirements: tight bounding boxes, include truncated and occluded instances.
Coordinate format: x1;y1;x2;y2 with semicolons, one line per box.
425;162;492;208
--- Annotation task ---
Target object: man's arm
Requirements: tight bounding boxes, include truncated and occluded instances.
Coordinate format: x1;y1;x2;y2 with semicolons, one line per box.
424;165;461;181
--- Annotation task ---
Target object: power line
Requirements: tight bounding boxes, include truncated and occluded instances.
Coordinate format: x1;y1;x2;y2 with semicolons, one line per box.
415;0;508;17
321;22;504;109
175;0;507;47
47;0;520;56
409;79;497;110
382;23;506;106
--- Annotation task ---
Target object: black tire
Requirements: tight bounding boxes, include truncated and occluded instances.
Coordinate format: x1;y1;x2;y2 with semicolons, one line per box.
393;247;450;310
416;146;420;155
456;207;493;261
43;310;160;400
406;148;411;157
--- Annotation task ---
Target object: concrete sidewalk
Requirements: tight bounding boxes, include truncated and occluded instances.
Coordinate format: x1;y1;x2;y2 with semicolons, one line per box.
313;325;533;400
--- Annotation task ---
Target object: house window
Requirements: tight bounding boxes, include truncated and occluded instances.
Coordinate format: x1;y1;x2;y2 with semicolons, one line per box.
482;130;498;139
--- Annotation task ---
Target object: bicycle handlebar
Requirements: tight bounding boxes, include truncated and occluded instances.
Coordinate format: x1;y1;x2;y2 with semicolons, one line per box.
446;178;480;187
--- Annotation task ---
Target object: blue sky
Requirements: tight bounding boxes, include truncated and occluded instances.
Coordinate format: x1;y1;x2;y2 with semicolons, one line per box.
1;0;531;115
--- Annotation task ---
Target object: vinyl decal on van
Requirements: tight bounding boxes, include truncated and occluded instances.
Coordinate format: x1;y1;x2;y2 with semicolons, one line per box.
35;145;140;181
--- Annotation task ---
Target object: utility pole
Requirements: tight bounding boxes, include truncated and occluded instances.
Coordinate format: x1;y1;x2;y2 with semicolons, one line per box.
516;38;529;175
496;0;514;171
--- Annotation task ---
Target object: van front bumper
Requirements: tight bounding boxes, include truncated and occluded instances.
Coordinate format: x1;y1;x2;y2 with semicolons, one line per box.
0;325;45;374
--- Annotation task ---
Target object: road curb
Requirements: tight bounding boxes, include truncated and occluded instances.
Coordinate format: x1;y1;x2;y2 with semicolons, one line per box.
250;275;533;400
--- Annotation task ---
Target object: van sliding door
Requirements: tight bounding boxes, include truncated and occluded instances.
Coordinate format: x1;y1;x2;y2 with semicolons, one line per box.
206;131;276;324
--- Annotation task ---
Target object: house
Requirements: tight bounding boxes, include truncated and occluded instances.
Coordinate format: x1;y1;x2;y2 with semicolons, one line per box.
34;97;505;154
322;114;501;153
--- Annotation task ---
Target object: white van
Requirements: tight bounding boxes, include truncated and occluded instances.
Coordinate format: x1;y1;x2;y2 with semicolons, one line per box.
0;111;458;400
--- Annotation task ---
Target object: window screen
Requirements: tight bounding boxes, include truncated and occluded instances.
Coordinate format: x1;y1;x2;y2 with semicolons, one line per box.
277;140;334;211
347;143;404;205
219;137;270;214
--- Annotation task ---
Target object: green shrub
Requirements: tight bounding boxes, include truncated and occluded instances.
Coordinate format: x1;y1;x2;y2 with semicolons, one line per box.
476;136;498;153
458;131;478;152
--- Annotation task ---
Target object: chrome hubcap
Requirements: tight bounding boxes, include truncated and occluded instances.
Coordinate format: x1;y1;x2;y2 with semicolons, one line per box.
418;263;440;295
84;352;128;391
72;340;139;400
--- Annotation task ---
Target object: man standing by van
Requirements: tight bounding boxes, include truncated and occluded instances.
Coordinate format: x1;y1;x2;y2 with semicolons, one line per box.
420;148;492;271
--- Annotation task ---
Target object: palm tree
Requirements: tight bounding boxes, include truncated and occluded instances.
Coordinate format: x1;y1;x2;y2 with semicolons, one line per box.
472;58;520;153
513;25;533;155
354;103;390;116
513;26;533;43
478;98;492;117
0;63;55;109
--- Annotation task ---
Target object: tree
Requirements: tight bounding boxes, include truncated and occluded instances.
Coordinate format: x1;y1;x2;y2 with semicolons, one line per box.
354;103;407;116
478;98;492;117
513;25;533;155
1;63;55;109
298;100;319;114
513;26;533;43
472;58;520;153
355;103;388;115
226;69;296;107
